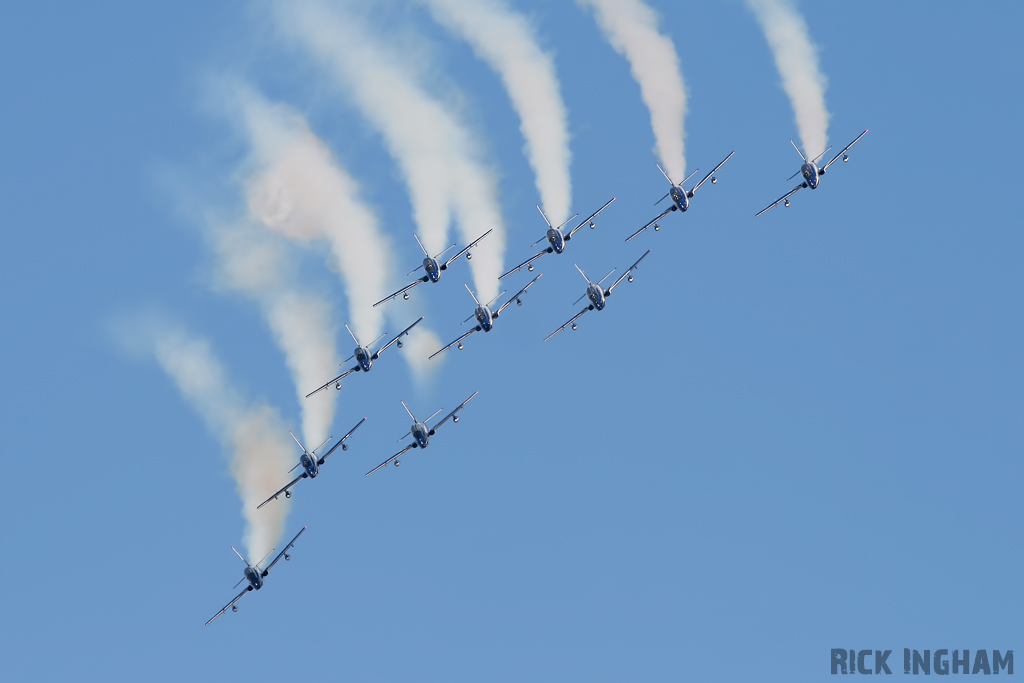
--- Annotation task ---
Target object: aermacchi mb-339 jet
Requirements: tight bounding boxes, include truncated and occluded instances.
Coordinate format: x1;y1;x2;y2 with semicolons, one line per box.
545;250;651;341
306;317;424;398
256;418;368;509
373;229;492;306
205;526;307;625
625;152;734;242
499;198;615;279
755;130;868;216
429;275;543;359
366;392;478;476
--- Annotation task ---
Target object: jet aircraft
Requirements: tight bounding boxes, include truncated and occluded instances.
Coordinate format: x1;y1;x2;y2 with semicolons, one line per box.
205;526;307;625
373;229;493;306
429;275;543;359
256;417;368;509
366;391;479;476
499;198;615;279
625;152;735;242
754;130;869;216
306;317;424;398
545;250;651;341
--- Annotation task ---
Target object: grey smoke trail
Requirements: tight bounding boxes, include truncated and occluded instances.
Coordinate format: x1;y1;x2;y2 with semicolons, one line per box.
580;0;687;182
275;0;506;303
423;0;572;226
228;85;444;377
745;0;830;157
208;219;339;451
119;319;293;564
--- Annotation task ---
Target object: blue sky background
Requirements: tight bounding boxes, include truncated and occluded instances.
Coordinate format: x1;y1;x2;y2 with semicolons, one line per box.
1;2;1021;680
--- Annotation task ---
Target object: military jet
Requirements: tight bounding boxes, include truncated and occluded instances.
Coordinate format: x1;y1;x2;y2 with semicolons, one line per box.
257;418;367;509
545;250;651;341
499;198;615;279
373;229;493;306
366;392;478;476
205;526;307;625
755;130;868;216
306;317;424;398
429;275;543;359
625;152;734;242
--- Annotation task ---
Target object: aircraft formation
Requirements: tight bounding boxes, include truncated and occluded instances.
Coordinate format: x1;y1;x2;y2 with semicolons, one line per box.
205;130;869;625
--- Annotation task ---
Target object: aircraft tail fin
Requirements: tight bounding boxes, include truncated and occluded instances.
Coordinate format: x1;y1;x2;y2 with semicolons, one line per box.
344;323;360;347
231;546;247;565
536;204;553;229
790;139;808;163
289;430;306;453
574;263;592;285
656;163;674;186
412;233;429;257
463;283;481;306
401;400;417;424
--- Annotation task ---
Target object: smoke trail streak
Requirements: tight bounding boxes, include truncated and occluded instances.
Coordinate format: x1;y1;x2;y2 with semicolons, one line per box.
580;0;687;181
275;0;505;303
209;219;338;449
119;319;293;564
423;0;571;225
745;0;829;157
227;85;443;378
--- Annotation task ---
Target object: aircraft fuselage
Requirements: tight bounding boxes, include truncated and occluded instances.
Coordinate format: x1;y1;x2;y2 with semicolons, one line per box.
411;421;430;449
586;284;607;311
475;305;495;331
244;565;264;590
301;451;320;479
354;345;373;372
670;185;689;212
546;228;566;254
423;256;442;282
801;162;821;189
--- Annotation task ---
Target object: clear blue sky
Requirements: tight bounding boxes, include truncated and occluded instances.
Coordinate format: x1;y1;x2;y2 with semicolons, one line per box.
1;2;1021;680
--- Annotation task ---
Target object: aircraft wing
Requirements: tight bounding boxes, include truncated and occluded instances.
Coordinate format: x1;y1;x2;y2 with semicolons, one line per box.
374;317;424;358
430;391;479;433
498;249;549;280
316;417;368;465
566;197;616;239
606;249;651;295
544;307;590;342
305;366;359;398
373;279;426;307
495;273;543;316
625;206;675;243
366;443;416;476
689;151;735;195
262;526;307;576
443;229;493;270
256;473;307;510
755;185;804;217
429;328;479;360
205;586;252;626
821;129;869;172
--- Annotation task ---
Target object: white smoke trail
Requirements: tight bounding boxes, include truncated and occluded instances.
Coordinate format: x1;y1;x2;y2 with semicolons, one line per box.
226;84;443;377
580;0;687;182
274;0;505;303
745;0;830;157
209;219;338;450
423;0;572;226
118;318;293;563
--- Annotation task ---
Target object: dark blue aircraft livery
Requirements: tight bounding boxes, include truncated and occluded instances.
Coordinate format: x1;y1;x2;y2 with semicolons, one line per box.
257;418;368;509
366;391;479;475
429;274;543;358
205;526;307;625
755;130;868;216
500;198;616;279
625;151;734;242
373;229;492;306
306;317;424;398
545;250;651;342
